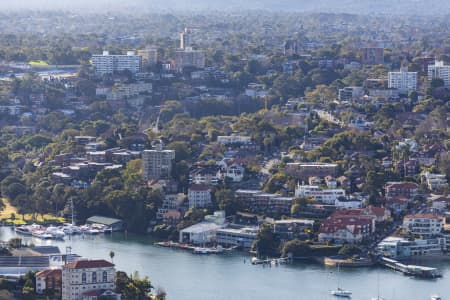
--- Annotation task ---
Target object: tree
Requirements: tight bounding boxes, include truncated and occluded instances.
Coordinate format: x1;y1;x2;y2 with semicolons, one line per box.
338;244;362;256
109;251;115;263
215;189;242;215
281;239;311;258
115;271;153;300
252;224;280;257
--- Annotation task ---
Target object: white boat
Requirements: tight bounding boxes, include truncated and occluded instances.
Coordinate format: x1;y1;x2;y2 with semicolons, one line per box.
332;264;352;298
331;289;352;298
32;230;53;239
193;247;224;254
46;226;65;239
430;295;442;300
15;225;32;235
371;298;386;300
62;224;82;235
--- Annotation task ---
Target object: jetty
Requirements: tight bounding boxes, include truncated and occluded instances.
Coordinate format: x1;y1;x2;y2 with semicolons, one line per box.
379;257;442;278
251;257;292;266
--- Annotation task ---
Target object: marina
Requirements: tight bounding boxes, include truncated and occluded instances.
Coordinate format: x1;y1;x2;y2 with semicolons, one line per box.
0;227;448;299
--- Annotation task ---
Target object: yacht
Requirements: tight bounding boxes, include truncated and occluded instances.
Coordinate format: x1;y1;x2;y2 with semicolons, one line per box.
331;288;352;298
15;225;32;235
46;226;65;239
331;264;352;298
430;296;442;300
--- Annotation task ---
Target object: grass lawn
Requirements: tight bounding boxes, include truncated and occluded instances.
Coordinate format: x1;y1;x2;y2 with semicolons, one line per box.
0;198;65;225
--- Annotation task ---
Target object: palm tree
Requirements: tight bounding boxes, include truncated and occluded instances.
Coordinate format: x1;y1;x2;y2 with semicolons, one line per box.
109;251;115;263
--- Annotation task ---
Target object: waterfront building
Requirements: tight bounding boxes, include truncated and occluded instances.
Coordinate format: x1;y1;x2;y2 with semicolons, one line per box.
388;67;417;93
403;214;444;238
273;219;314;240
318;214;375;244
179;211;227;244
86;216;125;232
428;60;450;86
92;51;142;75
377;236;445;259
215;227;259;249
295;184;346;205
142;149;175;180
61;259;116;300
175;47;205;71
157;193;185;220
188;184;212;208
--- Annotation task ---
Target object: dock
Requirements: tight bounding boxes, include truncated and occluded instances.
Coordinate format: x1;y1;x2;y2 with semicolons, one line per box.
251;257;293;266
379;256;442;278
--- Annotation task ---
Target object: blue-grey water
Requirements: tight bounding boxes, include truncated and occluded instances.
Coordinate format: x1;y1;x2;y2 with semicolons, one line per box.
1;227;448;300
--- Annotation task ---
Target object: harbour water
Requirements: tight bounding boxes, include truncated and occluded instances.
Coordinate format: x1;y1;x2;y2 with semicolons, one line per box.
1;226;449;300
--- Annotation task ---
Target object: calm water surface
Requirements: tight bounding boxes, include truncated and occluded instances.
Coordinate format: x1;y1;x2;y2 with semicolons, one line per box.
1;227;448;300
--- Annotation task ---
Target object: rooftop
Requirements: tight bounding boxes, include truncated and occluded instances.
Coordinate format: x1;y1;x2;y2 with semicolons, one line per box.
65;259;114;269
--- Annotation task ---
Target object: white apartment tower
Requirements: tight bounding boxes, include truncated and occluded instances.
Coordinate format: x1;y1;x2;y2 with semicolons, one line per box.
428;60;450;86
142;149;176;180
388;67;417;92
92;51;142;74
180;27;193;49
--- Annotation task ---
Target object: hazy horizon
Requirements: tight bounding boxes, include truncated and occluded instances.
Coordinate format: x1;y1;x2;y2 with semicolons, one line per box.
1;0;450;15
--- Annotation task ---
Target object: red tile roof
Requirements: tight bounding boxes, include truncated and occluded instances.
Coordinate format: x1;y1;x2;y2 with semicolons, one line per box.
36;269;62;278
65;259;114;269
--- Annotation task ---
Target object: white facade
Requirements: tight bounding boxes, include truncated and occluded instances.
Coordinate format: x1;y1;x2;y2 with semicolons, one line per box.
188;186;212;208
61;260;116;300
388;67;417;92
295;184;346;205
422;172;448;191
217;135;251;145
92;51;142;74
216;227;259;249
428;60;450;86
403;214;443;238
107;82;152;101
377;236;445;259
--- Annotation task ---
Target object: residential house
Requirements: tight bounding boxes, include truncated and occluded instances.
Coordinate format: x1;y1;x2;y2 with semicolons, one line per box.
318;214;374;244
295;184;346;205
421;172;448;191
235;190;293;215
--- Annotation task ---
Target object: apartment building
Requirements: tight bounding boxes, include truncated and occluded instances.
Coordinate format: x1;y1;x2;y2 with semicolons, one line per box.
428;60;450;86
142;149;176;180
403;214;444;238
92;51;142;74
388;67;417;92
61;260;116;300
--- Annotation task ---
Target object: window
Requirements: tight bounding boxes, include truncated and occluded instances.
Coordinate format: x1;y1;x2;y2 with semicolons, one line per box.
92;272;97;283
82;273;86;284
103;271;107;282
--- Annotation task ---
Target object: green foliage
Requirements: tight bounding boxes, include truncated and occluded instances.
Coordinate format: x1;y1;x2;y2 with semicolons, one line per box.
252;224;280;257
215;189;242;216
115;271;153;300
338;244;362;256
281;239;312;258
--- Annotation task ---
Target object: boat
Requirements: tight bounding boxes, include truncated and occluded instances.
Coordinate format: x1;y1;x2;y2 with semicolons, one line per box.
45;226;65;239
32;230;53;239
331;264;352;298
15;225;32;235
430;295;442;300
331;288;352;298
193;246;224;254
62;224;82;235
